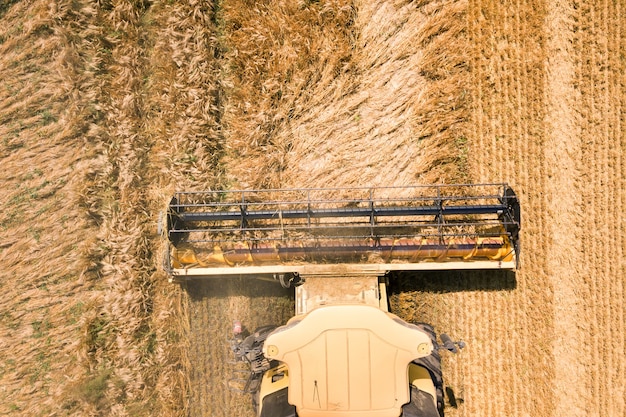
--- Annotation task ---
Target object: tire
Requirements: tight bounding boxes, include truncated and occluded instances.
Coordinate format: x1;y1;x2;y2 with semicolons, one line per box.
413;323;444;417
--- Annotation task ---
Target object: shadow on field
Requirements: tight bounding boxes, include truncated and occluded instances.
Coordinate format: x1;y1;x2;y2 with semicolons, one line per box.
388;269;517;294
183;269;516;300
184;276;293;301
446;387;464;408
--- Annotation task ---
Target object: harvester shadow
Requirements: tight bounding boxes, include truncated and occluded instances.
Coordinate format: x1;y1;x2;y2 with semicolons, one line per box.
184;276;293;301
388;269;517;294
445;387;463;408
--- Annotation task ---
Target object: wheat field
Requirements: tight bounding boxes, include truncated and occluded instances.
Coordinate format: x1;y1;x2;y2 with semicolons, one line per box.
0;1;624;416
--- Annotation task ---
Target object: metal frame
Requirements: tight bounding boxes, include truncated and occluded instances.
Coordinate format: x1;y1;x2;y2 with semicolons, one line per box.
164;184;520;278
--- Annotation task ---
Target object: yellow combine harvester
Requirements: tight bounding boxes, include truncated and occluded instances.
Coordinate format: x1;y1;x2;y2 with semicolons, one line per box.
163;184;520;417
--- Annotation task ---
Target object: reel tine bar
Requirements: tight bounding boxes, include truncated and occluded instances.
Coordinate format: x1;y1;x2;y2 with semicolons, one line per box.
166;184;520;267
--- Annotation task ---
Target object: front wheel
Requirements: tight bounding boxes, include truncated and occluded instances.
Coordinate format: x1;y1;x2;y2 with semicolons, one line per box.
407;323;444;417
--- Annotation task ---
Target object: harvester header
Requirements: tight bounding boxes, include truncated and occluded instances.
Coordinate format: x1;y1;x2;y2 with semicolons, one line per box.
162;183;520;279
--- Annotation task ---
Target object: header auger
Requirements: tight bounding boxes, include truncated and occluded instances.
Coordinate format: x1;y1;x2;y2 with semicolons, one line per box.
162;183;520;280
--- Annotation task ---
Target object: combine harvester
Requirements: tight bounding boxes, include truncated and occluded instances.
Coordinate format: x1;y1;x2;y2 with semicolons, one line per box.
163;184;520;417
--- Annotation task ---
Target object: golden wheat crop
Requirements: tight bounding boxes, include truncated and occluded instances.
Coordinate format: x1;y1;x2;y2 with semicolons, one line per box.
0;0;519;416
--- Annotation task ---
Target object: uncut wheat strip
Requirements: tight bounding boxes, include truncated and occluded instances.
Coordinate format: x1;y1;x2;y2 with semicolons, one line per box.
219;0;454;188
145;2;224;411
280;0;468;189
0;141;91;406
149;3;223;192
221;0;356;189
412;4;469;141
75;3;160;413
0;50;61;125
273;1;422;187
103;0;225;412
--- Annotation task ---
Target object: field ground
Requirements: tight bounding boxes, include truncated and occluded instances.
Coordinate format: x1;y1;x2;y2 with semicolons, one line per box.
0;0;624;416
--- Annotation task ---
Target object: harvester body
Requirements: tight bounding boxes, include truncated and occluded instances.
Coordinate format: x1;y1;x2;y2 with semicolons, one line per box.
162;184;520;417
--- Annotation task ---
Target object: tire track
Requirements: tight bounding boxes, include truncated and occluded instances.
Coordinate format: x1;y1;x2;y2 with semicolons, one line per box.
575;1;598;413
544;1;586;415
